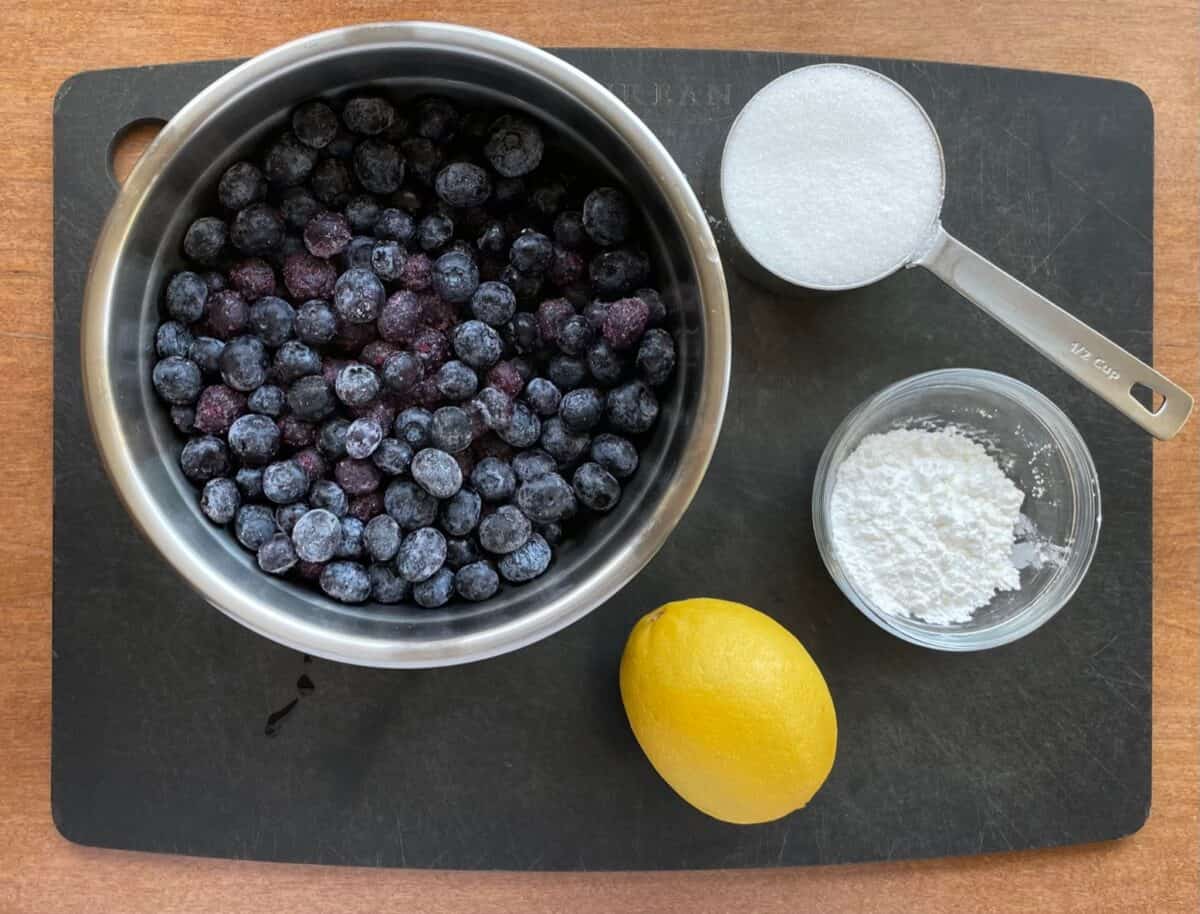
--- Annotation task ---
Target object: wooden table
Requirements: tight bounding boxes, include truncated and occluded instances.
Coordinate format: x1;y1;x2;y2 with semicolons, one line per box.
3;2;1196;911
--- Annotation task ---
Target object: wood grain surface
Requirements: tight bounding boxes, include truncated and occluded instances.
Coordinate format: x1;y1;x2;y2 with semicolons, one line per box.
3;2;1196;911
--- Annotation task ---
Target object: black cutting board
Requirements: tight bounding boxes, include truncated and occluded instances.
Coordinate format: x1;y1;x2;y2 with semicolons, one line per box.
52;49;1153;869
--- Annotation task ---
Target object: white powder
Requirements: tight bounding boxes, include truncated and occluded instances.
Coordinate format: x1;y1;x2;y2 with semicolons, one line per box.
722;64;944;288
829;427;1025;625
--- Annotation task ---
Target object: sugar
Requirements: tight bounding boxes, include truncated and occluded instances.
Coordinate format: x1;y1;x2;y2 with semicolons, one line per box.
722;65;945;288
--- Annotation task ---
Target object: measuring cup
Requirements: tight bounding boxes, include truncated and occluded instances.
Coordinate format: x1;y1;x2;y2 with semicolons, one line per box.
719;64;1192;440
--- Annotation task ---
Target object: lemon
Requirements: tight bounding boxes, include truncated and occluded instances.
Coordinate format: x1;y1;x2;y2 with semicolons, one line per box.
619;598;837;824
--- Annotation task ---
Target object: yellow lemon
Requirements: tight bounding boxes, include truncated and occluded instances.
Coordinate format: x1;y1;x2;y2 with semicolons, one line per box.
619;598;837;824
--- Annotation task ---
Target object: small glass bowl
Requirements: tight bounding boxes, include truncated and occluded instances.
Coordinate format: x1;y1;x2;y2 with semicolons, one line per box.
812;369;1101;651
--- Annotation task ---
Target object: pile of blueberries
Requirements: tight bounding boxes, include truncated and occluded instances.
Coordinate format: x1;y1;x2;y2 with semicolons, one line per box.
150;93;675;607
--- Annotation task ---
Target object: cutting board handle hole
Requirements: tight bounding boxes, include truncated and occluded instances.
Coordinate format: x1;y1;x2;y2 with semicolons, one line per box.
108;118;166;188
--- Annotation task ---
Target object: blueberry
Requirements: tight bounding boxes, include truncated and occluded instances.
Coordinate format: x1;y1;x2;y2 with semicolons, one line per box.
333;362;380;407
278;415;316;449
498;533;552;583
207;290;249;340
282;253;337;300
476;221;507;256
384;479;438;530
202;271;227;293
372;438;413;476
540;416;590;466
451;320;501;369
632;330;675;389
370;241;406;281
445;536;482;570
512;449;556;482
432;250;480;304
510;232;553;274
478;504;531;555
218;161;268;210
346;417;384;459
471;386;514;431
390;410;429;451
397;526;447;582
450;560;497;602
496;401;541;448
413;567;455;608
308;479;349;518
553;210;586;249
590;248;649;298
341;235;377;271
536;298;575;346
374;208;415;243
377;356;420;402
439;488;482;537
556;315;593;357
559;387;605;432
193;384;246;434
587;340;626;386
431;406;473;453
637;287;667;326
293;100;339;149
248;296;295;347
582;187;630;246
255;533;298;575
320;561;371;603
500;265;542;303
601;296;650;350
343;96;395;135
518;378;559;419
293;447;327;481
353;139;404;194
547;355;587;391
333;268;384;324
295;300;338;346
218;335;268;391
152;356;202;404
417;212;455;251
483;114;544;177
292;508;342;562
435;162;492;208
369;563;410;603
411;448;462;498
377;292;422;344
572;461;621;512
551;246;586;288
538;522;563;546
363;514;401;563
334;457;383;496
281;186;321;231
400;136;444;185
235;504;278;550
156;321;195;359
304;210;352;259
165;271;208;322
199;477;240;524
183;217;227;264
231;203;284;255
316;417;350;460
606;380;659;434
275;502;310;535
264;131;317;186
336;516;365;558
170;405;196;433
229;258;276;301
470;281;516;326
344;194;381;232
228;413;280;464
286;375;335;421
583;299;610;331
505;311;541;355
590;434;638;479
273;340;323;383
414;96;459;142
471;456;516;503
516;472;576;523
434;360;478;401
236;467;264;500
261;460;308;505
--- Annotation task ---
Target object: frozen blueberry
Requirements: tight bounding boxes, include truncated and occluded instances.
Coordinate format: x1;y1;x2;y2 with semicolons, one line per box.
540;416;590;466
235;504;278;551
272;340;321;384
370;241;406;282
417;212;454;252
283;377;333;426
320;561;371;603
538;522;563;546
343;96;395;135
336;516;365;559
498;533;552;583
333;268;385;324
553;210;586;249
227;413;280;465
292;100;338;149
228;258;275;302
369;563;410;603
549;316;590;360
512;449;556;483
393;407;431;449
344;194;381;232
275;502;310;535
500;265;542;304
231;203;284;255
292;508;342;562
264;131;318;187
496;401;541;448
445;536;481;570
470;387;514;431
470;281;516;326
290;301;334;348
218;161;268;210
471;456;516;503
375;292;420;344
182;338;222;378
306;479;347;518
362;514;401;563
235;467;264;500
483;114;544;177
435;162;492;208
606;380;659;434
374;207;415;243
547;355;587;391
280;187;321;232
572;461;621;512
451;320;501;369
590;248;649;298
331;362;379;407
431;406;473;453
193;384;246;434
254;533;297;575
261;460;308;504
536;298;574;347
306;158;352;210
217;336;268;392
353;139;404;194
582;299;610;331
432;250;480;304
521;377;561;417
559;387;605;432
345;417;384;459
384;479;438;530
637;287;667;326
397;527;447;582
170;405;196;433
304;210;352;259
437;488;480;538
414;96;459;141
276;417;315;451
183;216;227;264
152;356;202;405
156;321;194;360
293;447;326;482
244;385;284;419
582;187;630;246
590;433;638;479
340;235;378;272
371;438;412;476
433;360;478;401
636;328;676;387
206;290;248;340
411;448;462;498
310;420;347;462
516;472;576;523
165;271;208;323
477;220;507;256
486;361;524;399
478;504;531;555
247;296;295;347
509;232;553;274
602;296;650;350
200;477;240;524
455;560;500;601
587;340;626;386
280;254;335;301
413;567;455;608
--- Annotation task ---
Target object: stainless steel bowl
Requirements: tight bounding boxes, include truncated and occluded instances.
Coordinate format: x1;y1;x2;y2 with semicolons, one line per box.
82;23;730;668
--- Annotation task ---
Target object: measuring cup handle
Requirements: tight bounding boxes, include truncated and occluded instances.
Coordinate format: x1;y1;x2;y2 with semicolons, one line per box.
915;226;1193;440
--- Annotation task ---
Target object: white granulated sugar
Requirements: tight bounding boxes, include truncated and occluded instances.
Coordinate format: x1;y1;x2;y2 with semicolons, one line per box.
829;427;1025;625
722;64;944;287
